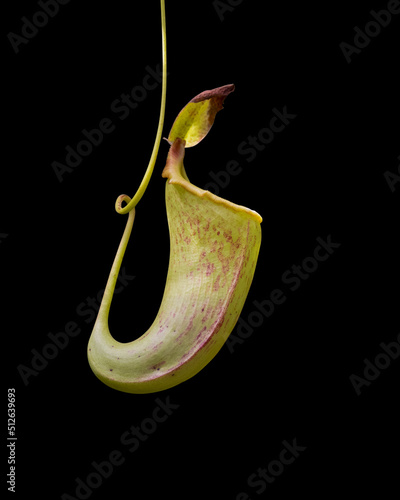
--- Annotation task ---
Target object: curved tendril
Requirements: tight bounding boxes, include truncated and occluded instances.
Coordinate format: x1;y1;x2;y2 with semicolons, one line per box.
115;0;167;215
97;195;135;323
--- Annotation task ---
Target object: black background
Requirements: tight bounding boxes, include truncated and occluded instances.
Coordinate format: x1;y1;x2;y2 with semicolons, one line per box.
3;1;399;498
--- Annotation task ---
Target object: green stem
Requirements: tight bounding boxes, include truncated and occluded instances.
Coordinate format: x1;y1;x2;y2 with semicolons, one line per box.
97;197;135;323
115;0;167;215
96;1;167;323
